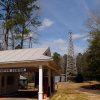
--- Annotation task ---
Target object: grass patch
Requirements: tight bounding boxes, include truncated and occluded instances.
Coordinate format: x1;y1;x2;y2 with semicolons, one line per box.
50;89;88;100
50;93;88;100
51;82;100;100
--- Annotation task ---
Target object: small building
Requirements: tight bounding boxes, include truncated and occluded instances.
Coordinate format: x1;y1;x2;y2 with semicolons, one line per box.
0;47;58;100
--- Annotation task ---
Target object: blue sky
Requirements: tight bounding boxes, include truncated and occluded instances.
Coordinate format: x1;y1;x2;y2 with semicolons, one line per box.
33;0;100;55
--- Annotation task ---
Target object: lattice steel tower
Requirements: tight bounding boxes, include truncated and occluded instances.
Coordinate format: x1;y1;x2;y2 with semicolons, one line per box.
66;32;77;81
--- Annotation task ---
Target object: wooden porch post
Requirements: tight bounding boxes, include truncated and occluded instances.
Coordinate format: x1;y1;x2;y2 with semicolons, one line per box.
38;65;43;100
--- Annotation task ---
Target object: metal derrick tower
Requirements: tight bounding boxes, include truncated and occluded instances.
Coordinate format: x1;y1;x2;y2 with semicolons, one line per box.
66;32;77;81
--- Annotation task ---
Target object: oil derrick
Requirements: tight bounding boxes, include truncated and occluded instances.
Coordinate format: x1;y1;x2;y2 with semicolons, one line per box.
66;32;77;81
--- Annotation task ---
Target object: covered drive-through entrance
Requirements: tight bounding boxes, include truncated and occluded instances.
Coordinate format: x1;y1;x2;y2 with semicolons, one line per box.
0;47;58;100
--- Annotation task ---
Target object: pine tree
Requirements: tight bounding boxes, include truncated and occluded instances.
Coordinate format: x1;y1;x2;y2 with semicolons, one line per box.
87;31;100;80
0;0;40;49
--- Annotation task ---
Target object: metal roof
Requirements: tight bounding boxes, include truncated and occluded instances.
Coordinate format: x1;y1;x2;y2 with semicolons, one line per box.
0;47;52;64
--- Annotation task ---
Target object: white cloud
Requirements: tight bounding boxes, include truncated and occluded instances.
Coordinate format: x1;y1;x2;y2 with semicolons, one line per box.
53;38;65;45
39;18;54;30
28;32;37;37
72;34;87;40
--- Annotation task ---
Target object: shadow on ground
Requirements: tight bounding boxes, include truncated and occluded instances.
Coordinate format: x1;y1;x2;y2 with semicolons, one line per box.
78;84;100;95
81;84;100;90
0;90;38;99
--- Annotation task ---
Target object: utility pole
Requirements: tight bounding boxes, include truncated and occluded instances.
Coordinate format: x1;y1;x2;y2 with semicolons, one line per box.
29;33;33;48
66;32;77;81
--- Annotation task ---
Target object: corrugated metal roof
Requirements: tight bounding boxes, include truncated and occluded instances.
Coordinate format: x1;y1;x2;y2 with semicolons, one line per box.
0;47;52;64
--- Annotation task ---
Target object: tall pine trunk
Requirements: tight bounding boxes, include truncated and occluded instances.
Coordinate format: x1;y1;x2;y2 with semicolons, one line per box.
4;1;10;50
11;30;14;50
4;29;9;50
20;26;24;49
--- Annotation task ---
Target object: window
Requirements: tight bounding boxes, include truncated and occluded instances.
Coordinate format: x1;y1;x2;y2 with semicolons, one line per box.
7;76;14;85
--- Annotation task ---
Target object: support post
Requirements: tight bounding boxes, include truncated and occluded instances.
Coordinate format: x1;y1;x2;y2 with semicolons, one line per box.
38;65;43;100
48;69;51;96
